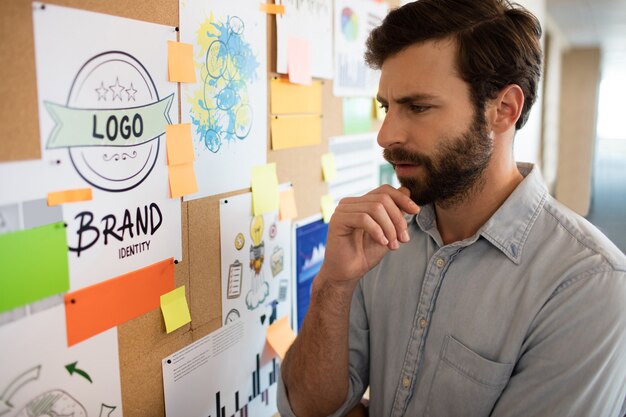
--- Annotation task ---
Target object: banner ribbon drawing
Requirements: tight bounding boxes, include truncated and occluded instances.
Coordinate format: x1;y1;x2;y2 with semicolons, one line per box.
45;93;174;149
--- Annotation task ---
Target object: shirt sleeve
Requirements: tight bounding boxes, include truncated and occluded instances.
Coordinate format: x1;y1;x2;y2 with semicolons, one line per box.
277;281;371;416
490;269;626;417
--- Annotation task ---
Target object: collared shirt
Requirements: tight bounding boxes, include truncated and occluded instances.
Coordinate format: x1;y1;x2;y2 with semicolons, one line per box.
278;163;626;417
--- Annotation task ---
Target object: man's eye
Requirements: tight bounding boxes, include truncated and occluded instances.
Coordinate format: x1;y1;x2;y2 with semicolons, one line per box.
409;105;430;113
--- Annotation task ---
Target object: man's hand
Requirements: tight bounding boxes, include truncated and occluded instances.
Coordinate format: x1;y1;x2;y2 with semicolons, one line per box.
319;185;420;286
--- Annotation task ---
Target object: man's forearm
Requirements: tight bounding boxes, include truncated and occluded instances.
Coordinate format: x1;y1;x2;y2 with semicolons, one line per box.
281;272;358;417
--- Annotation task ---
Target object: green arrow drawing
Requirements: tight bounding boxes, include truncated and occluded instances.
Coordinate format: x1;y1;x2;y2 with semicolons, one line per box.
65;362;92;384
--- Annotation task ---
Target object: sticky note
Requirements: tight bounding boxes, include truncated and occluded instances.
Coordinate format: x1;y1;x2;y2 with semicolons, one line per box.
168;41;196;83
279;187;298;221
321;194;335;223
270;78;322;114
168;163;198;199
260;3;285;14
0;222;69;313
271;115;321;150
47;188;92;206
160;286;191;333
166;123;194;166
321;153;337;182
288;37;312;86
65;258;175;346
266;316;296;360
343;97;373;134
251;163;280;216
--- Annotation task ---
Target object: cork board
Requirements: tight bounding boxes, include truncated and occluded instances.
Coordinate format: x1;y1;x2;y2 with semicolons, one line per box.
0;1;342;416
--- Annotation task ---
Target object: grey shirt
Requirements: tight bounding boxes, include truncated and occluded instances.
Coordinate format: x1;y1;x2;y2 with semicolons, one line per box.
278;163;626;417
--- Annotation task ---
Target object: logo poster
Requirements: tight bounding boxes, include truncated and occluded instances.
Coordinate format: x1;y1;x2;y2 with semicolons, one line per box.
33;4;182;290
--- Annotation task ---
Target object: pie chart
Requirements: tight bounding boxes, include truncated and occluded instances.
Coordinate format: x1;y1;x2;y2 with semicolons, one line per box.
341;7;359;41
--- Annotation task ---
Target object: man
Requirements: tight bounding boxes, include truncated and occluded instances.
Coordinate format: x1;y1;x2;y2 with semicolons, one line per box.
278;0;626;416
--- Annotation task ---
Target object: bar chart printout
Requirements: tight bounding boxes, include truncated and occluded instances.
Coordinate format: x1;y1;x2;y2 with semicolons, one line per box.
162;319;279;417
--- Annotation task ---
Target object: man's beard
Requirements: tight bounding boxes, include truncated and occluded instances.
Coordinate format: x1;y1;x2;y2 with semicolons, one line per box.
383;111;493;208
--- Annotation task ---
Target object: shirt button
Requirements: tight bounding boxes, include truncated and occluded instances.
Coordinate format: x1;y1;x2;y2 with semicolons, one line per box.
419;318;427;328
435;258;445;268
402;376;411;388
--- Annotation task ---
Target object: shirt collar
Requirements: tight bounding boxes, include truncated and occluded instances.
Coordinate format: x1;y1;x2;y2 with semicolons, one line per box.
415;163;548;264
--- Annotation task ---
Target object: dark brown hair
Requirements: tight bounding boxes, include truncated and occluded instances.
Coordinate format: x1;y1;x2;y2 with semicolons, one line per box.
365;0;542;130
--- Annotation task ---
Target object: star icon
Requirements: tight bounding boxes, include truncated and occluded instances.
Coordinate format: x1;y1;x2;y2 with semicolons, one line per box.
109;77;125;101
95;82;108;101
125;83;138;101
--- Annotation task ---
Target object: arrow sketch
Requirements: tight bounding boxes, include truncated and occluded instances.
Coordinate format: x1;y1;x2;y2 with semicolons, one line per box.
99;403;116;417
65;362;92;384
0;365;41;415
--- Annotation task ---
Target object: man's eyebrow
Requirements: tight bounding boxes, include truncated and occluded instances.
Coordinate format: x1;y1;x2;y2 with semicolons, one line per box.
376;93;439;104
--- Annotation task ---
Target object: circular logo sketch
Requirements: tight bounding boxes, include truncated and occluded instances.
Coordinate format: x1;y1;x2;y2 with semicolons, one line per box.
63;51;167;192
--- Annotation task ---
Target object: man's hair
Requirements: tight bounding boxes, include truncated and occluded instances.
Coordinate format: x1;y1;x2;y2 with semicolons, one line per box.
365;0;542;130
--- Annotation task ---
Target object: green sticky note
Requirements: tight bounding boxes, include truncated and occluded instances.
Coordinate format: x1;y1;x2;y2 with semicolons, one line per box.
343;97;373;134
251;163;280;216
0;222;69;313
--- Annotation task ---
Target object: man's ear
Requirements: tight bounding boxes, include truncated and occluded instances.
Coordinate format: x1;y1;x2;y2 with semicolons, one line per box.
486;84;524;134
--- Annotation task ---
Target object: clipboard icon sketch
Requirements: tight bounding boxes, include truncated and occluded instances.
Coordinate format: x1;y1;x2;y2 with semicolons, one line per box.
227;260;243;299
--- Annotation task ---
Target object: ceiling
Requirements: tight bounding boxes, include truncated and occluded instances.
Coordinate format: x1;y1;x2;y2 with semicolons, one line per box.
546;0;626;75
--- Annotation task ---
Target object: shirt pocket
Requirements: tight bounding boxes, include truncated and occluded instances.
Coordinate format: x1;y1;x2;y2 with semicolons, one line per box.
424;334;514;417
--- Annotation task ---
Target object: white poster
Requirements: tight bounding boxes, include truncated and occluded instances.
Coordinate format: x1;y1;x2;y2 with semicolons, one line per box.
163;316;280;417
0;305;122;417
276;0;333;80
32;4;182;290
328;133;380;202
219;187;293;326
333;0;387;97
180;0;267;199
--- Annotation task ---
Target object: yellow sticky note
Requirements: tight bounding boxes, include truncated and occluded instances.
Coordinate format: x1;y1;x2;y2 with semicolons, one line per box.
271;115;321;150
270;78;322;114
166;123;195;166
288;37;312;86
251;163;279;216
321;153;337;182
373;98;386;121
47;188;93;206
168;41;196;83
279;187;298;221
160;286;191;333
321;194;335;223
168;163;198;198
266;316;296;360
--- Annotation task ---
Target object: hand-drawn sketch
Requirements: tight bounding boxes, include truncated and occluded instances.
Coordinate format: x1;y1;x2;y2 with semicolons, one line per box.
227;260;243;299
180;0;267;199
43;51;173;193
246;216;269;310
189;16;257;154
16;389;87;417
224;308;241;325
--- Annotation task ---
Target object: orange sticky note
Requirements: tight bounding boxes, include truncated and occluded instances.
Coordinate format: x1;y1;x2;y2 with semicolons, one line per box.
260;3;285;14
279;187;298;221
166;123;194;166
288;37;312;86
160;286;191;333
168;163;198;198
47;188;92;206
271;115;321;150
266;316;296;360
65;258;175;346
168;41;196;83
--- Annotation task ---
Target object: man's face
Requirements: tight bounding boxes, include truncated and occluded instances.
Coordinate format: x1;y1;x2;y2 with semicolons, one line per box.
377;39;493;207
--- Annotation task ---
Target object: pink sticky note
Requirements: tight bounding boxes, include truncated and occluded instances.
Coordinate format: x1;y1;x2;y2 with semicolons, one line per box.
288;37;312;86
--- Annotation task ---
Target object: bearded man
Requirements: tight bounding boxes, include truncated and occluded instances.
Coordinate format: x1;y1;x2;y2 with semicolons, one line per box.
278;1;626;416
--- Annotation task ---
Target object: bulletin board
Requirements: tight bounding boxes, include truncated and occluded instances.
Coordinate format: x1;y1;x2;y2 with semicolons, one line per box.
0;0;359;416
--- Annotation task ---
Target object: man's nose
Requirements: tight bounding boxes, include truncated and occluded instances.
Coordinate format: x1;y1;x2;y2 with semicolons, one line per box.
377;109;409;149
